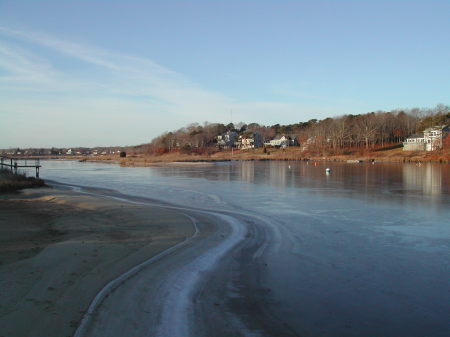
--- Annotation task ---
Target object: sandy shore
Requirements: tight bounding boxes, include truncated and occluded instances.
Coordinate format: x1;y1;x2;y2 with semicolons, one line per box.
0;186;208;337
0;184;285;337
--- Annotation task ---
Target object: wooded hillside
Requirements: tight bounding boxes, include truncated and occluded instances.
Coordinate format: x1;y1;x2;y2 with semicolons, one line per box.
141;104;449;154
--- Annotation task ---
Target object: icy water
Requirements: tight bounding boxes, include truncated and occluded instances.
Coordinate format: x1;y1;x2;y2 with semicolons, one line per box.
26;160;450;336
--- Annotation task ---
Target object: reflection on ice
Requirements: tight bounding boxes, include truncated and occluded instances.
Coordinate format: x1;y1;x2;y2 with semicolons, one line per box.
403;163;442;196
30;160;450;212
239;161;254;183
152;161;449;210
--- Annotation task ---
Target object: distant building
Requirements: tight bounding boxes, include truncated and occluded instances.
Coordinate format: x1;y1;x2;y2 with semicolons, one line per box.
264;135;295;148
217;131;238;148
403;134;426;151
238;132;263;149
403;125;449;151
301;137;316;151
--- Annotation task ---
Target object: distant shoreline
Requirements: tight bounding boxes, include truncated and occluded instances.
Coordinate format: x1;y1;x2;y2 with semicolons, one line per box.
4;146;450;165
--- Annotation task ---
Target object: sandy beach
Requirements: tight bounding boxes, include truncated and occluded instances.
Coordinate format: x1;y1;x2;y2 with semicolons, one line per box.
0;186;214;337
0;182;294;337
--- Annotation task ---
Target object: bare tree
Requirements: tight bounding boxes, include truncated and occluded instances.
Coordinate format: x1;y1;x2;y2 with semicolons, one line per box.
354;113;378;149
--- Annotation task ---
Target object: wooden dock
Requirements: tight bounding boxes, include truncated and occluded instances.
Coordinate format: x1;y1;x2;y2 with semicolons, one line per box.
0;156;42;178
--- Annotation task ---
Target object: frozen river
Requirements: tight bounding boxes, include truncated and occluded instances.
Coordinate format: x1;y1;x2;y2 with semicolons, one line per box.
30;160;450;336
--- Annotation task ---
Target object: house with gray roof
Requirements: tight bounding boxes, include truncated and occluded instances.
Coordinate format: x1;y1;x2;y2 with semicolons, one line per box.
403;125;449;151
217;131;238;148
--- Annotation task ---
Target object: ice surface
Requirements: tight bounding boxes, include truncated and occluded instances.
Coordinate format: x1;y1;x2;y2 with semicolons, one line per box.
38;160;450;337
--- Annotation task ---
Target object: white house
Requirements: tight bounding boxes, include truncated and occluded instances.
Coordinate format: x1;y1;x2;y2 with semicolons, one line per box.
264;135;294;148
403;125;449;151
217;131;238;148
238;132;263;150
403;134;426;151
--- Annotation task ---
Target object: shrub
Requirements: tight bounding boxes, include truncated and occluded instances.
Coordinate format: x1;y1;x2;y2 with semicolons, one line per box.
180;144;192;154
154;147;168;155
0;169;46;193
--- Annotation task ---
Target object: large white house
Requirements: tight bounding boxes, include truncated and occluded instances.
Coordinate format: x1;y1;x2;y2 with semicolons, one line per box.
217;131;238;148
403;125;449;151
238;132;263;150
264;135;295;148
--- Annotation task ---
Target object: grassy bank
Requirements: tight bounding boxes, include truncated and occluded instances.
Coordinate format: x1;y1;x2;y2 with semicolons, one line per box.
70;145;450;166
0;169;46;193
18;145;450;166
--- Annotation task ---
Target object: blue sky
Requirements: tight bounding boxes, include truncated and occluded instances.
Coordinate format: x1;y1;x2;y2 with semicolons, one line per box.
1;1;449;148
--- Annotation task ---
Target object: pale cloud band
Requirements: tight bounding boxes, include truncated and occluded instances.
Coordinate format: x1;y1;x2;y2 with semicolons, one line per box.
0;26;343;147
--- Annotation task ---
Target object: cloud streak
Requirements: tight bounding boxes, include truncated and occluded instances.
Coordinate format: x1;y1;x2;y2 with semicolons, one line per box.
0;25;227;111
0;26;350;147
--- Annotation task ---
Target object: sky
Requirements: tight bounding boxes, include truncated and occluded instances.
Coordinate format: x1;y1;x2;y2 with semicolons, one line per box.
0;1;449;148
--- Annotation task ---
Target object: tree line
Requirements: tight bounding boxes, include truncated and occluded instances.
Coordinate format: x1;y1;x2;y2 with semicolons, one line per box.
142;104;450;154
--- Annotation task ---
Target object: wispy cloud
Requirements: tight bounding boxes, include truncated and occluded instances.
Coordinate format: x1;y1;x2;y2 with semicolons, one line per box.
0;26;172;75
0;43;56;84
0;26;352;147
0;26;237;146
0;26;228;113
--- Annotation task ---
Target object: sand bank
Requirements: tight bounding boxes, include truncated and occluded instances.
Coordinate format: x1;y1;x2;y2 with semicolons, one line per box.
0;185;299;337
0;187;205;337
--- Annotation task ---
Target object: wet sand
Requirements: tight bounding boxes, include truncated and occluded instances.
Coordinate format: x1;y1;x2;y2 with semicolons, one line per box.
0;184;285;337
0;184;297;337
0;187;204;337
0;183;338;337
